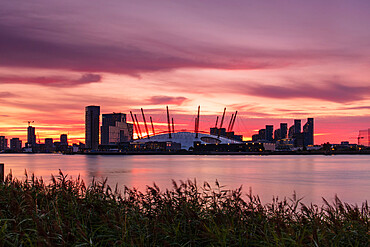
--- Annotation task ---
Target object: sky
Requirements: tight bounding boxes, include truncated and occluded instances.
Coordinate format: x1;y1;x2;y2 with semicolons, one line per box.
0;0;369;145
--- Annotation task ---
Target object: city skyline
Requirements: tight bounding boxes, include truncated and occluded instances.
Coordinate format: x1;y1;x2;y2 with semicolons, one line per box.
0;106;318;146
0;104;367;146
1;1;370;144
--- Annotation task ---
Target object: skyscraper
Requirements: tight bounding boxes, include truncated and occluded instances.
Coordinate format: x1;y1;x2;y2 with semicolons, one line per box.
0;136;7;151
280;123;288;139
27;126;36;147
265;125;274;142
60;134;68;145
274;128;281;141
85;106;100;150
294;119;301;134
101;113;133;144
258;129;266;141
303;118;314;146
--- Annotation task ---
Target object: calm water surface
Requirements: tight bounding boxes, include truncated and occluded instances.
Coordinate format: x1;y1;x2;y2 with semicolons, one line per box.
1;154;369;205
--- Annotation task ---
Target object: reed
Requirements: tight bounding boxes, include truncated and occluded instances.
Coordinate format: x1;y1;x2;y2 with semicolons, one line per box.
0;171;369;246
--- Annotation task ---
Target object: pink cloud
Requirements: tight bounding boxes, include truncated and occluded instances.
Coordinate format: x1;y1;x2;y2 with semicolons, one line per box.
229;81;370;103
0;22;359;77
0;73;101;87
148;96;188;105
0;92;16;98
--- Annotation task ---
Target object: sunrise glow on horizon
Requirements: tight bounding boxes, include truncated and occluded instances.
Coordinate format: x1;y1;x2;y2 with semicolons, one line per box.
1;1;369;145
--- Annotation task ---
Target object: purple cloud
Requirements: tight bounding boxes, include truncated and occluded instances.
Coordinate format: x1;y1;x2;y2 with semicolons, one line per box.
1;0;369;78
148;96;188;105
0;92;16;98
233;81;370;103
0;18;359;77
76;73;102;83
0;73;102;87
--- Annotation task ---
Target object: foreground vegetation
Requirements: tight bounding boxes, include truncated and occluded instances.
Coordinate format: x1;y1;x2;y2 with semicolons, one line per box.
0;172;369;246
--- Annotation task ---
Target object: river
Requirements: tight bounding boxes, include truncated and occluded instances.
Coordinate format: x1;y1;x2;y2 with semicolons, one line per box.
1;154;369;205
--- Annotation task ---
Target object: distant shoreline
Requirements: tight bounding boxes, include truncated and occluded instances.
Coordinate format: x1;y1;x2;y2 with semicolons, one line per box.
77;150;370;155
2;150;369;155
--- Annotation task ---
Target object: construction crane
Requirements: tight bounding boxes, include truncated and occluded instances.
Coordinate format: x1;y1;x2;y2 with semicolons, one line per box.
27;121;34;127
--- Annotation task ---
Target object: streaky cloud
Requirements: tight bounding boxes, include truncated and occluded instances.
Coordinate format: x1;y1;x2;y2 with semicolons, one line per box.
233;81;370;103
148;96;188;105
0;24;354;76
0;73;102;87
0;91;17;98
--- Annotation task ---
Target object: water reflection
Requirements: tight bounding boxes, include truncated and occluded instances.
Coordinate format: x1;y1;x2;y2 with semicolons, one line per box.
0;154;369;205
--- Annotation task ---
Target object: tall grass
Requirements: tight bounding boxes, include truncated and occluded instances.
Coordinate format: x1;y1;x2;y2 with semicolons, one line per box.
0;171;369;246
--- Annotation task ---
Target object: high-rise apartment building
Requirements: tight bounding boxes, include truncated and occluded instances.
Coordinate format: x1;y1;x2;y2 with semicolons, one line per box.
27;126;36;147
101;113;133;144
303;118;314;146
274;129;281;141
265;125;274;142
294;119;301;134
280;123;288;139
0;136;7;151
60;134;68;145
85;106;100;150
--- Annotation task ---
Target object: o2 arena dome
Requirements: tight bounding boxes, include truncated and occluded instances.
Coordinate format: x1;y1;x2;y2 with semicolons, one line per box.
133;131;242;150
130;106;243;150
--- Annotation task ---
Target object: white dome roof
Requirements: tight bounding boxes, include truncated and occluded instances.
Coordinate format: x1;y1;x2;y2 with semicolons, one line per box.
133;131;242;150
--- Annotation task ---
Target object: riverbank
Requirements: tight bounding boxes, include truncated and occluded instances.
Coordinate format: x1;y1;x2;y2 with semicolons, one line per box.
3;149;370;155
0;172;368;246
76;149;370;155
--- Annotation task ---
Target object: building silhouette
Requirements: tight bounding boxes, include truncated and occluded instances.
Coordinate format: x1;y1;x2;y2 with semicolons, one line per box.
251;118;314;149
60;134;68;145
10;138;22;151
210;127;226;137
0;136;7;151
294;119;301;134
303;118;314;146
45;138;54;152
85;106;100;150
274;128;281;141
27;126;36;147
101;113;133;145
280;123;288;139
265;125;273;142
252;128;266;141
294;133;305;147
